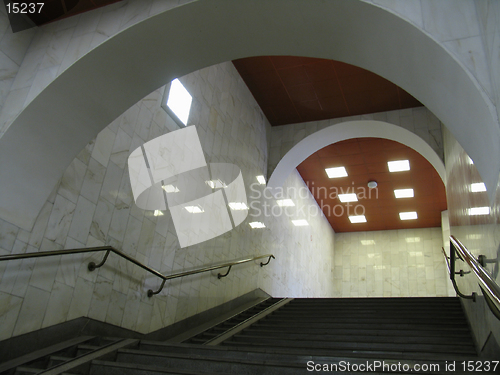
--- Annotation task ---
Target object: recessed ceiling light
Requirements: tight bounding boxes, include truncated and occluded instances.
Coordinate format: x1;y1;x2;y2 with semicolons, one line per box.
162;184;179;193
325;166;348;178
292;219;309;226
468;207;490;216
153;210;164;216
471;183;486;192
166;79;192;125
388;160;410;172
361;240;375;245
185;205;204;213
399;211;417;220
249;222;265;229
394;188;414;198
338;193;358;202
277;199;295;207
349;215;367;223
228;202;248;210
256;175;266;185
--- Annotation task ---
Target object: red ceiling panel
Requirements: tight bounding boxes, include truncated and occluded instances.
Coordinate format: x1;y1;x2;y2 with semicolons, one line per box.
296;138;447;233
233;56;423;126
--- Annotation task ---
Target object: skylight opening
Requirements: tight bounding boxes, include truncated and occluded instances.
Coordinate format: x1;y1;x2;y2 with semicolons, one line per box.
166;79;192;125
394;188;414;199
399;211;417;220
388;160;410;172
338;193;358;203
292;219;309;226
325;166;348;178
349;215;367;223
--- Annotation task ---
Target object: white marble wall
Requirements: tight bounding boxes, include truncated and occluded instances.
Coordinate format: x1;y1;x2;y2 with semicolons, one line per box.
0;4;36;128
443;126;500;354
0;60;336;342
269;107;443;179
0;0;188;138
333;228;452;298
256;170;336;298
367;0;500;125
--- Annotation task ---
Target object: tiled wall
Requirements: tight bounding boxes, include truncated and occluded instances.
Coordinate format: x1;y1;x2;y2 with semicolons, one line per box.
0;5;35;128
0;0;189;138
443;126;500;353
0;60;336;342
269;107;443;180
333;228;452;298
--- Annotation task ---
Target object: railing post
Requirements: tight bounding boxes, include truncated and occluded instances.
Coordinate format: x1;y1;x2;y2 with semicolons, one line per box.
88;249;111;271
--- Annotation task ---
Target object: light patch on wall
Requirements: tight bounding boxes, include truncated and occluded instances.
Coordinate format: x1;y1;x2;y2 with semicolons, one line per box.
405;237;421;243
361;240;375;245
470;183;486;192
467;207;490;216
277;199;295;207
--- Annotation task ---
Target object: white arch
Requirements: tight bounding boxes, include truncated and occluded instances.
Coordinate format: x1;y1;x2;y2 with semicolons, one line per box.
0;0;497;230
268;121;446;194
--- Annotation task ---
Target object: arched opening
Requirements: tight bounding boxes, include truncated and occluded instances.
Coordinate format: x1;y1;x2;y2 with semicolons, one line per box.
0;0;495;230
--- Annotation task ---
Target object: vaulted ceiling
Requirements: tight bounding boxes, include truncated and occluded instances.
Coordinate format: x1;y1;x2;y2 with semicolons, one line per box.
233;56;445;232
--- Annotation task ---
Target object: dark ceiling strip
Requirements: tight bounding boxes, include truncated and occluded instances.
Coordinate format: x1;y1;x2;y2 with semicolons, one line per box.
269;56;303;123
330;61;351;116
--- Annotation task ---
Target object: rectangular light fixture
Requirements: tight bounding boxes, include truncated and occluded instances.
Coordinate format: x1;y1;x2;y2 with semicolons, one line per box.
249;222;265;229
162;184;179;193
325;166;348;178
338;193;358;202
388;160;410;172
277;199;295;207
228;202;248;210
471;183;486;192
349;215;366;223
468;207;490;216
256;175;266;185
153;210;164;216
394;188;414;198
399;211;417;220
361;240;375;245
292;219;309;226
185;205;204;213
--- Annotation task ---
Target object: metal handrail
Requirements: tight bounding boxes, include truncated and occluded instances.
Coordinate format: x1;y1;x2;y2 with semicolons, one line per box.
441;246;475;301
0;246;275;297
450;235;500;320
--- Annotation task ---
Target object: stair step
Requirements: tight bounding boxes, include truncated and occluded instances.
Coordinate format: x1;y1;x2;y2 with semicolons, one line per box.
114;348;305;375
234;331;475;346
225;336;477;355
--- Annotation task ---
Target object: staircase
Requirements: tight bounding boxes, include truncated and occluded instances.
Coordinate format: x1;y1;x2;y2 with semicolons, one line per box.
0;297;483;375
